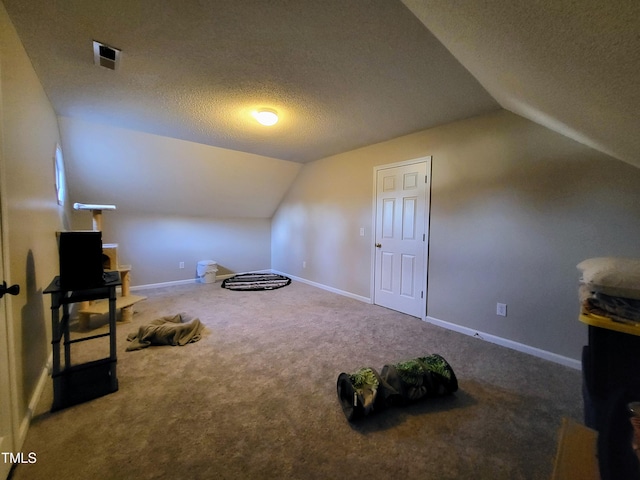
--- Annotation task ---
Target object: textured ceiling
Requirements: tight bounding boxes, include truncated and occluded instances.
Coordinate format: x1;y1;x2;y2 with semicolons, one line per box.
2;0;499;163
4;1;638;167
403;0;640;168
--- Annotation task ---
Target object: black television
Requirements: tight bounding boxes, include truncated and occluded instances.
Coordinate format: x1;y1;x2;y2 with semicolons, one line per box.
57;231;105;290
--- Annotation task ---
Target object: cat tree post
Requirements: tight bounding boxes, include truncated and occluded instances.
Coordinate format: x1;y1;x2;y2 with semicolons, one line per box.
73;203;144;329
73;203;116;229
92;209;103;231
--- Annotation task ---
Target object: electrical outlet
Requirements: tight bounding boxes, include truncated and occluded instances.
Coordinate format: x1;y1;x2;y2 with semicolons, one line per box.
179;262;185;269
359;227;365;236
302;261;306;268
497;303;507;317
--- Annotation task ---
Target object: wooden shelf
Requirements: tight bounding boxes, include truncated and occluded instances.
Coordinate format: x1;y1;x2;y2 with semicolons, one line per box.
79;294;146;315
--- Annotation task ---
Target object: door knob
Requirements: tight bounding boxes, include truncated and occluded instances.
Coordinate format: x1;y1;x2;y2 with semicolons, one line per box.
375;243;382;248
0;281;20;299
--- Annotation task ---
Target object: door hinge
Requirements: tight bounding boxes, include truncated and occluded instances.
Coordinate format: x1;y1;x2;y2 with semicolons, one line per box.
423;233;425;241
421;291;424;299
425;175;428;183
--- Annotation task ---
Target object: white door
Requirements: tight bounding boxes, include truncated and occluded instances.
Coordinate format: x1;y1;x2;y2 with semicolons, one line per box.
374;159;430;318
0;205;15;479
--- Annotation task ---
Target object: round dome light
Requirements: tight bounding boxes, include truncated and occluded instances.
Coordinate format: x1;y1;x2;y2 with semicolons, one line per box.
253;108;278;126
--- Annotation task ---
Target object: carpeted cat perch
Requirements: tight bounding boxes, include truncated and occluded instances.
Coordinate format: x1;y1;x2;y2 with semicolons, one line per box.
337;354;458;421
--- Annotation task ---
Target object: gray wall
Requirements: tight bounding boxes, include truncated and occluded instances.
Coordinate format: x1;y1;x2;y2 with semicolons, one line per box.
60;115;302;288
272;110;640;361
72;212;272;286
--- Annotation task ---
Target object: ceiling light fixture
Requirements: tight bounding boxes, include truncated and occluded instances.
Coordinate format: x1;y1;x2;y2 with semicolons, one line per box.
253;108;279;126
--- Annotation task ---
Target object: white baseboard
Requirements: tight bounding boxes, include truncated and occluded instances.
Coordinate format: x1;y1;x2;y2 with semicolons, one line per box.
254;271;582;370
426;315;581;370
130;278;196;291
17;355;52;449
130;274;236;291
130;272;578;370
270;270;371;304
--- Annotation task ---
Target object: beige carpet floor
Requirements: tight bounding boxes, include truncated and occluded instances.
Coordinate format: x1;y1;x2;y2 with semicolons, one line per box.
10;280;583;479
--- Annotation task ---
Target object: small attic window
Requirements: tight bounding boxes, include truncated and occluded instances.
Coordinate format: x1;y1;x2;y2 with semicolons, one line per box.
93;40;121;70
54;143;67;206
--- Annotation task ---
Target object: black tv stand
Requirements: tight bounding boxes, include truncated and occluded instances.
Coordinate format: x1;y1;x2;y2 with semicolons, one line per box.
44;272;121;411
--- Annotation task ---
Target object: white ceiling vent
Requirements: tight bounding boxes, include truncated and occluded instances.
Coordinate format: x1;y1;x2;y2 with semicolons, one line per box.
93;41;121;70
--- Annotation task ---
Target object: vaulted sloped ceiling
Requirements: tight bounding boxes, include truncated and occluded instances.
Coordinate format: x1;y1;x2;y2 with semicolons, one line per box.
3;1;638;219
402;0;640;168
2;0;499;163
57;116;302;218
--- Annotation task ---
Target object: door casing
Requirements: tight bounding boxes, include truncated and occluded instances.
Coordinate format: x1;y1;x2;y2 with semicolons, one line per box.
371;156;431;320
0;111;17;480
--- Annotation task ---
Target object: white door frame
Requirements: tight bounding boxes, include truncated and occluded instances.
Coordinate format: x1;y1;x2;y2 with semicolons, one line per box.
0;215;16;480
370;156;432;320
0;112;18;480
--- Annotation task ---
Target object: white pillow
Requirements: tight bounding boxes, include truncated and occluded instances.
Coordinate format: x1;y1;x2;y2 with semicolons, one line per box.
577;257;640;300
